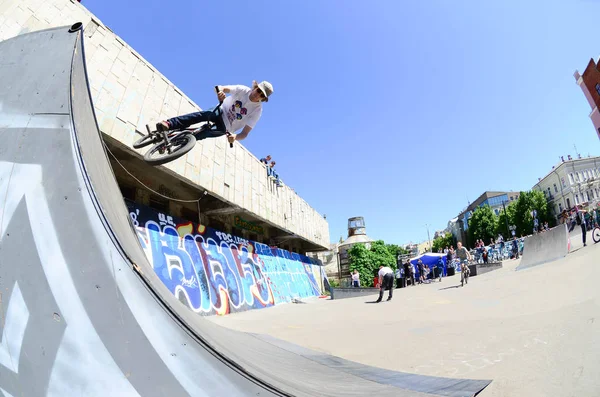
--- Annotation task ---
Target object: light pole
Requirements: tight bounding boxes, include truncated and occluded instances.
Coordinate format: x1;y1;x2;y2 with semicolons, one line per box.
502;200;510;238
425;224;432;252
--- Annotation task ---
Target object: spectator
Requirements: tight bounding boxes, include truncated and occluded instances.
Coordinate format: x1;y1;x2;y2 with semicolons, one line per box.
436;257;444;281
351;270;360;288
404;260;414;287
575;206;588;247
260;154;272;165
417;259;425;284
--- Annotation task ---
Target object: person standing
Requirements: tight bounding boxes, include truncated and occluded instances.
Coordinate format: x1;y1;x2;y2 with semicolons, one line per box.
404;260;413;287
375;266;394;302
351;270;361;288
576;206;588;247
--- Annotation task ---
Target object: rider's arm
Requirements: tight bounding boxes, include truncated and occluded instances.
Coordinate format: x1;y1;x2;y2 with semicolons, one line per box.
216;85;234;93
234;125;252;141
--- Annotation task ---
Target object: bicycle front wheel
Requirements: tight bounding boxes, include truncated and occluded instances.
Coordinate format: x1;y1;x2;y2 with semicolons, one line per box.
593;227;600;244
143;134;197;166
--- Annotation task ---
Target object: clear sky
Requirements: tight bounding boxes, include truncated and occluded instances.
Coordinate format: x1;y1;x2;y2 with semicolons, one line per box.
85;0;600;246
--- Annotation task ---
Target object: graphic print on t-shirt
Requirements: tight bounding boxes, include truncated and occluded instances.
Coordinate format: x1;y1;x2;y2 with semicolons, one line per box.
228;101;247;123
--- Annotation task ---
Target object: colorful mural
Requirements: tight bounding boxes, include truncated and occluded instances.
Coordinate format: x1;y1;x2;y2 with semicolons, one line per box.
126;200;325;316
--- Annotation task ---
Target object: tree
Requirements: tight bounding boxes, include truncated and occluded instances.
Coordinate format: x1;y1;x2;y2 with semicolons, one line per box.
432;232;455;252
348;240;397;287
496;202;516;238
370;240;396;270
467;205;498;246
512;190;553;236
385;243;408;258
347;243;373;288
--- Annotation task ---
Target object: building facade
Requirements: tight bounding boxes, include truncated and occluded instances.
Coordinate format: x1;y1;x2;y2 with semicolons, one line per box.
450;191;520;245
574;59;600;140
0;0;330;253
532;155;600;217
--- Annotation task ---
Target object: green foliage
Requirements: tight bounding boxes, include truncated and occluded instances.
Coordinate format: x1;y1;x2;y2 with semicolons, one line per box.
347;243;373;288
370;240;396;269
511;190;553;236
432;232;455;252
496;202;516;237
348;240;397;287
468;205;498;245
385;243;408;258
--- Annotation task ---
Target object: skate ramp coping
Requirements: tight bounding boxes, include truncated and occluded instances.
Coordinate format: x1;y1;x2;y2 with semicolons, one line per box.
517;224;569;270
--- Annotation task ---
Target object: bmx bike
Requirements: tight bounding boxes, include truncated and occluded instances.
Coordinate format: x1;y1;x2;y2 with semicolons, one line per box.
593;226;600;244
460;260;471;287
132;86;232;166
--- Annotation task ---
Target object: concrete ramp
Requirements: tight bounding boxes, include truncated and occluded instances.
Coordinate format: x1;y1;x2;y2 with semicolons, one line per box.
517;224;570;270
0;25;490;396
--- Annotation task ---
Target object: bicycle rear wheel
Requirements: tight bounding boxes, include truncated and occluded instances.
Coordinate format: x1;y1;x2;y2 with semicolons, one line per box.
132;133;159;149
143;134;197;166
593;227;600;244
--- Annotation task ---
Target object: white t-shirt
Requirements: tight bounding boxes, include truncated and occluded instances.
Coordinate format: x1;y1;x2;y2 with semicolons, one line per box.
378;267;393;278
351;273;360;281
220;85;262;133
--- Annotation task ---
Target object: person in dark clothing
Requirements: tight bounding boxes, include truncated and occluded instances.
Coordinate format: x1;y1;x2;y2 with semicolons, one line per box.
403;260;412;287
375;266;394;302
576;206;588;247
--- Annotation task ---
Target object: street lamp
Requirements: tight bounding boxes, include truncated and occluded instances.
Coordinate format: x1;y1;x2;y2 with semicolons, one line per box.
425;224;432;252
502;200;510;238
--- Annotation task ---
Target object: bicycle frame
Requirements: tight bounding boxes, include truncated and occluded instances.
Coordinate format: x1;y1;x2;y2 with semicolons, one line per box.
156;86;231;150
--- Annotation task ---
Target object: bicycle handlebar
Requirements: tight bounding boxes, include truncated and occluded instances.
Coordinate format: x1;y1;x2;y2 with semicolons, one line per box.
215;85;233;149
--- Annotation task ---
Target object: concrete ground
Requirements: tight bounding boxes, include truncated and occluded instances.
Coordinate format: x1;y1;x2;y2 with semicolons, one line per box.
210;234;600;397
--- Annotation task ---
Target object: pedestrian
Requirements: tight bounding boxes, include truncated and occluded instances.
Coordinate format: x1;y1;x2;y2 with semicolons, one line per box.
403;260;413;287
351;269;360;288
375;265;394;302
436;257;444;282
575;206;588;247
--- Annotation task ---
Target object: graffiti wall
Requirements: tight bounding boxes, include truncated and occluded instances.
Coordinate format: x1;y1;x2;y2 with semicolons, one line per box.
126;200;325;316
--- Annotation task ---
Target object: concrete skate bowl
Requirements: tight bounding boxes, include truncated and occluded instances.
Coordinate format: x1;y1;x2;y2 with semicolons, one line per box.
0;25;491;396
517;224;570;271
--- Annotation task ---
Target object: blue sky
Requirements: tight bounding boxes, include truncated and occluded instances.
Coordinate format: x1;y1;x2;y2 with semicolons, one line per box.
86;0;600;246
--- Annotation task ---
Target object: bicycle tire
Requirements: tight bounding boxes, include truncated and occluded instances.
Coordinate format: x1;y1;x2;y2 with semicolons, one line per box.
593;227;600;244
132;133;159;149
143;134;197;166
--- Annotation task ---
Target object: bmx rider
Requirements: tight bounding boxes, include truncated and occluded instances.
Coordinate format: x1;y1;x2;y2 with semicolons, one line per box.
156;81;273;145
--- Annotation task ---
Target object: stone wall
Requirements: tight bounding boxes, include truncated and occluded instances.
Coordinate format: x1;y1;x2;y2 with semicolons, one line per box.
0;0;329;249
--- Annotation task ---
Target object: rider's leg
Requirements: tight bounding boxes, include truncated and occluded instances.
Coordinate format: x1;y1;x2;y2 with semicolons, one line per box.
157;107;224;132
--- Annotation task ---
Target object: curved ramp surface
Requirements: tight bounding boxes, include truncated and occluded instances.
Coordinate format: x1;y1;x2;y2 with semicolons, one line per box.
517;224;570;271
0;26;491;397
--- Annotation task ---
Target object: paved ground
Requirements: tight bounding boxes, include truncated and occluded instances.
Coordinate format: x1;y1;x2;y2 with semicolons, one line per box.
210;234;599;397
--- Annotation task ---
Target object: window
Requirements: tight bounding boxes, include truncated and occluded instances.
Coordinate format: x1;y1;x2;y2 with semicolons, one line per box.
559;203;563;212
575;194;580;205
554;183;558;193
596;83;600;96
587;191;591;201
510;196;514;201
569;173;574;184
547;187;551;196
494;209;499;215
567;198;571;208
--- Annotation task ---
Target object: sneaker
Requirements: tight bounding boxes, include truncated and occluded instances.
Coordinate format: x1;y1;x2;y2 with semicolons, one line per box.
156;120;170;132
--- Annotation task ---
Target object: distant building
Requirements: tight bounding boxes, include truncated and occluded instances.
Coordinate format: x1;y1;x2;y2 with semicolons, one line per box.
309;216;374;283
574;59;600;140
532;154;600;218
451;191;521;245
337;217;373;281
